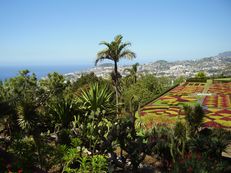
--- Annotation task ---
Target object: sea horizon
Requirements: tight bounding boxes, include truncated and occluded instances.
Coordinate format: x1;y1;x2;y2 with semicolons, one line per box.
0;64;93;81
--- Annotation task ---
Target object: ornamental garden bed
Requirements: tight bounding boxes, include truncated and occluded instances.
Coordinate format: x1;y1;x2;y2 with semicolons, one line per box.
138;81;231;129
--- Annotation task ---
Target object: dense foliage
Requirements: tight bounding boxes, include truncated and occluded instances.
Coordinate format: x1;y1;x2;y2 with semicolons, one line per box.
0;35;230;172
0;69;230;173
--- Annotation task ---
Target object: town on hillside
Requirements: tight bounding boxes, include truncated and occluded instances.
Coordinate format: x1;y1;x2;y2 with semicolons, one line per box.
65;51;231;82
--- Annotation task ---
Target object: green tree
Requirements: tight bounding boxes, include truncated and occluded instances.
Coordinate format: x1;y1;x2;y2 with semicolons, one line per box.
173;76;185;85
40;72;69;97
72;72;102;90
0;70;39;139
122;74;171;110
195;71;206;78
95;35;136;113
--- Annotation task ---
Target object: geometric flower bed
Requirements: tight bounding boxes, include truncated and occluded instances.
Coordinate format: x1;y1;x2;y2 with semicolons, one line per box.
170;83;204;95
203;95;230;108
208;82;231;95
138;81;231;129
203;109;231;128
202;82;231;128
139;105;185;129
155;95;198;106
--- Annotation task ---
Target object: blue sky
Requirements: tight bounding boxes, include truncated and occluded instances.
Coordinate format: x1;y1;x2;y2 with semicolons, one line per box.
0;0;231;66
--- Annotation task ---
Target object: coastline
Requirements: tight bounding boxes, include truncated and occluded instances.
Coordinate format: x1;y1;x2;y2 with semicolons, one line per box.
0;65;92;81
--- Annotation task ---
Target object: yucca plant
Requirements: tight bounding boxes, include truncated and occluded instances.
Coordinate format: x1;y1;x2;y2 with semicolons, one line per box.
48;96;77;129
16;101;45;170
77;83;115;116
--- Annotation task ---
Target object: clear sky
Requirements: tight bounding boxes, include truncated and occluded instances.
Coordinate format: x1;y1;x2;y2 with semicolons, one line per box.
0;0;231;66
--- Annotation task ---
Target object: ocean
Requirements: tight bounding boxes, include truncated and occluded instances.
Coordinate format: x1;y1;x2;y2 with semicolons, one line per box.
0;65;92;81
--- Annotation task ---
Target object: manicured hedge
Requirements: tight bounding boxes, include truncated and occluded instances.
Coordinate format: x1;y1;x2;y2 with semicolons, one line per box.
186;78;207;83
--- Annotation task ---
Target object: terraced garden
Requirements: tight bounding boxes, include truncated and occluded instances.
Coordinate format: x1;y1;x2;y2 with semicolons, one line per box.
138;81;231;129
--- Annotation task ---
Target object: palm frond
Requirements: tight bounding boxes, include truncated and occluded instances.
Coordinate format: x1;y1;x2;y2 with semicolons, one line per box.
114;35;123;43
120;50;136;60
96;35;135;70
95;55;113;66
118;42;131;54
97;48;110;58
99;41;111;48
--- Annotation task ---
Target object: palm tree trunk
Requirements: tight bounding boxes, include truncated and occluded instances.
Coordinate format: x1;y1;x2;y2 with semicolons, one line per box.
114;61;119;116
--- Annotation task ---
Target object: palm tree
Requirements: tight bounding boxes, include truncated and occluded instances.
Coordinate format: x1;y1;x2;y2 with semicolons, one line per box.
124;63;139;83
95;35;136;113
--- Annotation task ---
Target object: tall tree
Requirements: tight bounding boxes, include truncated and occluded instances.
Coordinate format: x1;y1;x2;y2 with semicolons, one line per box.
95;35;136;113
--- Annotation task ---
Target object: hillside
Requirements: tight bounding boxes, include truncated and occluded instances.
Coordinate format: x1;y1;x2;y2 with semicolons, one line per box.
218;51;231;57
65;51;231;81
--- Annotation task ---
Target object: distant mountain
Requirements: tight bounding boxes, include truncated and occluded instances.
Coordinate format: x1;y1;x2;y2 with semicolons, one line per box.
217;51;231;57
154;60;168;64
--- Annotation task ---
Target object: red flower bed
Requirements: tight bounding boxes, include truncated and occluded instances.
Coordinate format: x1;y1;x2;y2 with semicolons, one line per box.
203;121;225;128
220;117;231;121
217;109;231;114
